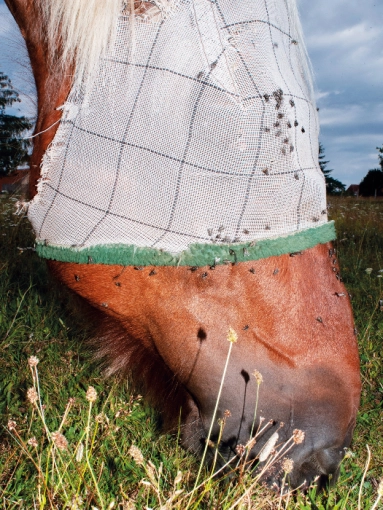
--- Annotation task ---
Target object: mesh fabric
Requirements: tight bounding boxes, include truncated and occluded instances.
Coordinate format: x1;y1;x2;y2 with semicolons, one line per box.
28;0;328;258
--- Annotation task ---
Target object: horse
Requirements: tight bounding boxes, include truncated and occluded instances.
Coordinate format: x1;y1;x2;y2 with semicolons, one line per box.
6;0;361;489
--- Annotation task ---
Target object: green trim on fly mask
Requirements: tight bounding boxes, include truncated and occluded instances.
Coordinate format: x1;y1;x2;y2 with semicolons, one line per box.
35;221;336;266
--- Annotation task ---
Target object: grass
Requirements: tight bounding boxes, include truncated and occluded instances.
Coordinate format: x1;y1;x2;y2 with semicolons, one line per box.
0;192;382;508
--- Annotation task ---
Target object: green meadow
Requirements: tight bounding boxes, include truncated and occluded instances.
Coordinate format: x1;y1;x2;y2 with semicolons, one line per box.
0;193;382;509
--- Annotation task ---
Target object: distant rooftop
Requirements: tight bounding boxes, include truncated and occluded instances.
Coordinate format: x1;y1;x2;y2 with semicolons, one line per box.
346;184;360;196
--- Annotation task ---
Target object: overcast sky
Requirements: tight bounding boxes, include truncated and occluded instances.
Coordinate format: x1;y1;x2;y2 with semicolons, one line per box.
1;0;382;186
299;0;383;186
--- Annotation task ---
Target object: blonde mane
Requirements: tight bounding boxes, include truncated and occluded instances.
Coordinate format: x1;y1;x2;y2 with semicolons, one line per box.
39;0;123;87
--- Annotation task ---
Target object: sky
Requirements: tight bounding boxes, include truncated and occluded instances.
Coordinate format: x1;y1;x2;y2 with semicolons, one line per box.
1;0;382;186
0;0;36;118
299;0;383;186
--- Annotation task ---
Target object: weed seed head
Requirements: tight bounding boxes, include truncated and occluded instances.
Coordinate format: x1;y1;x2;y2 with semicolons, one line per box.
227;327;238;343
224;409;232;418
129;445;144;465
246;436;256;451
236;444;245;456
343;448;354;459
7;420;16;431
86;386;97;402
69;495;83;510
253;369;263;384
293;429;305;444
28;356;39;367
27;387;38;404
96;412;108;425
28;437;38;448
121;501;135;510
282;458;294;473
52;431;69;451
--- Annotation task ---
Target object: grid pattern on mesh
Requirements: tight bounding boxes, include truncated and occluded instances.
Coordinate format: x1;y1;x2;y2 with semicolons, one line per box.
28;0;327;256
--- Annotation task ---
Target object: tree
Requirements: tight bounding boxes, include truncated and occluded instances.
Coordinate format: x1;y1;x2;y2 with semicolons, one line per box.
359;169;383;197
0;71;32;176
358;145;383;197
319;142;346;195
377;143;383;172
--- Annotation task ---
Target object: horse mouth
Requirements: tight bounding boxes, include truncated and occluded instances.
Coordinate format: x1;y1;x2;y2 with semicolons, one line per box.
184;396;351;492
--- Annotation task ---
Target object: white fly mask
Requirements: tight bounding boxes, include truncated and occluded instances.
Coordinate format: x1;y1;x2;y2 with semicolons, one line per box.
28;0;334;267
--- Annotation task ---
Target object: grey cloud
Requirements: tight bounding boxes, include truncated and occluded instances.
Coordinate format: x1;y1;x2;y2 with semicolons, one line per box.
299;0;383;185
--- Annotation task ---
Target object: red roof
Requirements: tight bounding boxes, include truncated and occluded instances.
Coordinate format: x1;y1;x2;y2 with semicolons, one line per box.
346;184;359;192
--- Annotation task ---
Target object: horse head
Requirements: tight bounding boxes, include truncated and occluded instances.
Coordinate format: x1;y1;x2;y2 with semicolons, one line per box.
6;0;360;489
48;242;360;489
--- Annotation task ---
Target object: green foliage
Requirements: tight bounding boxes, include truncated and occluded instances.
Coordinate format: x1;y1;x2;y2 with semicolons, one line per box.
328;198;383;465
359;169;383;197
0;193;382;508
319;143;346;196
358;144;383;197
319;142;332;177
0;71;33;176
377;144;383;172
